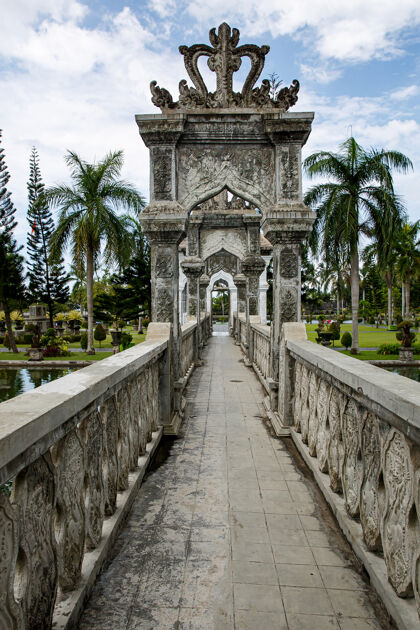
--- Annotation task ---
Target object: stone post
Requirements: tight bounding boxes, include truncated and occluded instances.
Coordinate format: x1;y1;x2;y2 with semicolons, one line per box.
181;257;205;362
242;255;265;365
139;202;186;434
259;256;271;325
233;273;246;344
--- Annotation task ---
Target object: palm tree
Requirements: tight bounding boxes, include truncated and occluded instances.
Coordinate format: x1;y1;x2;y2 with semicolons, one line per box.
395;221;420;318
47;150;145;353
304;137;412;353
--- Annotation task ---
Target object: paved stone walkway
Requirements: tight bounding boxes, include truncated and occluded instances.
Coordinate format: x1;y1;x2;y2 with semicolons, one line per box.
78;336;387;630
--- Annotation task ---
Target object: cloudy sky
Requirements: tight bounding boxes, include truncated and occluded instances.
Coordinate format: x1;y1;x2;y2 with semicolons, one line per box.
1;0;419;252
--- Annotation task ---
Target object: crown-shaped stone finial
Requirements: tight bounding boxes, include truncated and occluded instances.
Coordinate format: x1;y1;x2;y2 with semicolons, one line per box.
150;23;299;112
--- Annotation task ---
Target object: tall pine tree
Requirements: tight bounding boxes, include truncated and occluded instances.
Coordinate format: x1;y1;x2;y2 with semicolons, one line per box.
27;148;69;326
0;130;26;353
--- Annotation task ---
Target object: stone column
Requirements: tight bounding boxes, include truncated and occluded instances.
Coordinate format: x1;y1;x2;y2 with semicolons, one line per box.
181;257;205;362
242;255;265;364
233;273;246;344
259;256;271;325
199;274;210;343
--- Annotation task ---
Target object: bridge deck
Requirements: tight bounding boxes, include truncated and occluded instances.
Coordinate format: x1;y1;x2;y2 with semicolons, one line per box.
78;335;386;630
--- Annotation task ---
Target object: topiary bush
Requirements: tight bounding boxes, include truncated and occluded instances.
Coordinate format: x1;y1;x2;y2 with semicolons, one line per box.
121;332;133;350
94;324;106;347
378;343;401;355
80;332;88;350
341;331;352;350
396;320;416;348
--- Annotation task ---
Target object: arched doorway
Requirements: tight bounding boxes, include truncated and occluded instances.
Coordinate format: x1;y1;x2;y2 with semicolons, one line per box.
211;279;229;333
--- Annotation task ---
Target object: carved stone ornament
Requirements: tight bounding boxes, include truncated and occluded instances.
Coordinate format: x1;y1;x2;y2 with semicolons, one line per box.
341;398;363;518
100;396;119;516
327;387;344;493
152;148;172;200
155;287;174;322
150;23;300;111
156;253;174;278
280;248;298;279
293;361;302;432
80;411;105;550
360;413;383;551
280;287;298;322
0;491;24;630
316;379;331;473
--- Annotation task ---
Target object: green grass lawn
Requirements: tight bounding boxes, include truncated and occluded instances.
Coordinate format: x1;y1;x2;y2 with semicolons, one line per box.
0;351;112;361
305;323;407;348
3;328;147;351
339;350;420;361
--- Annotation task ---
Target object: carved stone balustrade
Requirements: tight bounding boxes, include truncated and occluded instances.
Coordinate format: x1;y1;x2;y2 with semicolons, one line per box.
0;315;211;630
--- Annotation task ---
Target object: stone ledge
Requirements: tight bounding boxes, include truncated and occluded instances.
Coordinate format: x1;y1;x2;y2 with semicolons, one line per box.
53;428;163;630
290;428;418;630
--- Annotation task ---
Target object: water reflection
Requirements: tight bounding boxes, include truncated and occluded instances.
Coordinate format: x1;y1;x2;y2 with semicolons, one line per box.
383;367;420;382
0;368;79;403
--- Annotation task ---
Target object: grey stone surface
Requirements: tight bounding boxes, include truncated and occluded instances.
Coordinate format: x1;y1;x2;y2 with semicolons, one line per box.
77;335;388;630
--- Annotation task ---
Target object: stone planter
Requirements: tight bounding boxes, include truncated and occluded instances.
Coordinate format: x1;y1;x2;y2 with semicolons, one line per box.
27;348;43;361
319;332;333;347
110;330;122;354
56;325;65;337
399;347;414;362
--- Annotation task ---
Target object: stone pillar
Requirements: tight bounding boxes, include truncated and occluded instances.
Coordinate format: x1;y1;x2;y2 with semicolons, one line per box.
139;203;186;434
199;274;210;342
233;273;246;344
259;256;271;325
241;255;265;364
181;257;205;362
263;220;314;385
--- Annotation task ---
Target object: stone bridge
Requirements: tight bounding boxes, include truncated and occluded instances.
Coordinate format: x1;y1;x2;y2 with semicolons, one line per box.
1;22;419;630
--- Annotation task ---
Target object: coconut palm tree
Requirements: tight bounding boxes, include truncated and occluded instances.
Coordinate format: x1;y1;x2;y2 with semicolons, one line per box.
304;137;412;353
395;221;420;318
47;150;145;353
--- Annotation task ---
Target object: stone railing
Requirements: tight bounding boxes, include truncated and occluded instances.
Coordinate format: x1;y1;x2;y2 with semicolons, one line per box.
180;320;196;380
250;322;271;386
0;316;210;630
281;323;420;629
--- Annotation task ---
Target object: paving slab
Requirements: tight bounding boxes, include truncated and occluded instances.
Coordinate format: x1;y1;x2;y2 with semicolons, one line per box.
77;335;389;630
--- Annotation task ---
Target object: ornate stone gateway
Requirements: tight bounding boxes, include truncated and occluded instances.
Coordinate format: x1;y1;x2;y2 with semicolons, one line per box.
137;22;315;412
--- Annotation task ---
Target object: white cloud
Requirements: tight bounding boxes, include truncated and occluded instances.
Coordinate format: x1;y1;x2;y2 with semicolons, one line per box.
300;63;342;85
185;0;420;63
391;85;420;100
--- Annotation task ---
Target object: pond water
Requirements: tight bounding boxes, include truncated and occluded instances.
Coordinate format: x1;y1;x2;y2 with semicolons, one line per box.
0;367;80;403
383;366;420;382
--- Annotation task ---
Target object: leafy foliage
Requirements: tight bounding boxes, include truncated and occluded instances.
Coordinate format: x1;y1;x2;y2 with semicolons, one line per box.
341;331;352;349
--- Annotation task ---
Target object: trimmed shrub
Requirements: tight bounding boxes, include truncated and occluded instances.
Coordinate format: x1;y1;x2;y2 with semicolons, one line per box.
341;332;352;350
80;332;88;350
121;332;133;350
94;324;106;347
22;333;33;345
378;343;400;355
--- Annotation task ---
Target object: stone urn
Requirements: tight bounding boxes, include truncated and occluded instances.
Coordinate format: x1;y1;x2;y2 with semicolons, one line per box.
399;347;414;362
319;332;333;347
110;330;122;353
56;325;65;337
27;347;43;361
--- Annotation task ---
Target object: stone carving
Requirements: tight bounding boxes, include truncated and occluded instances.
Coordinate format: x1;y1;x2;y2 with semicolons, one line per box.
413;466;420;616
177;146;274;212
11;454;57;629
150;23;299;111
137;371;149;454
304;371;318;447
0;491;23;630
152;148;172;200
299;366;310;442
156;287;173;322
53;429;85;591
280;287;297;322
382;429;417;597
327;387;344;493
116;388;130;491
316;380;331;473
100;396;119;516
341;398;363;518
206;250;237;277
128;379;141;467
201;228;247;262
280;248;298;278
293;361;302;432
156;254;174;278
81;411;105;550
360;413;383;551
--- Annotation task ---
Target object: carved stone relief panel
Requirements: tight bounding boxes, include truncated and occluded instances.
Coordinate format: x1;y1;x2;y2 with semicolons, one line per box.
413;466;420;617
342;398;363;518
116;387;130;492
327;386;344;493
277;143;301;201
300;366;310;442
293;361;302;432
280;287;298;322
156;254;174;278
128;380;140;469
138;371;149;452
155;286;174;322
280;248;298;279
100;395;119;516
11;454;57;629
381;429;418;597
53;429;85;592
152;147;173;200
0;490;24;629
360;413;383;551
315;379;331;473
206;250;238;277
305;370;318;448
201;228;247;261
151;362;160;431
80;411;105;550
177;146;275;212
